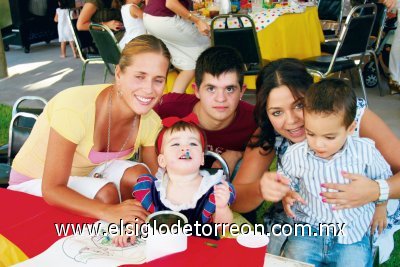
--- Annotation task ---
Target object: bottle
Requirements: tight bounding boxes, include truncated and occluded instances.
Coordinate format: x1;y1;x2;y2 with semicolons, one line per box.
219;0;231;14
231;0;240;13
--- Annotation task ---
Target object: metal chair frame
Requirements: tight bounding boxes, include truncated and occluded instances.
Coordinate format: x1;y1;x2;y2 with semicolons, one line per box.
12;96;47;117
7;112;38;164
210;14;264;76
205;150;230;182
67;9;106;85
0;112;38;187
365;2;387;95
305;3;377;105
318;0;345;38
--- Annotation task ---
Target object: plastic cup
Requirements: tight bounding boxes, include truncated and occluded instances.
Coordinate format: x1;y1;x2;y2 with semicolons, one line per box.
209;4;220;18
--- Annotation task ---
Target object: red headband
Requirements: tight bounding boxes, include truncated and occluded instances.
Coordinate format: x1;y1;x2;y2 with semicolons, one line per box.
157;113;206;152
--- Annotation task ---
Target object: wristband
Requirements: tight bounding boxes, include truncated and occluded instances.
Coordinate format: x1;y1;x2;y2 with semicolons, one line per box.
375;179;389;204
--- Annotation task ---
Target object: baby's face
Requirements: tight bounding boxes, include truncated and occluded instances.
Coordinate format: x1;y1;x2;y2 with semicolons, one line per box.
158;129;204;175
304;111;353;160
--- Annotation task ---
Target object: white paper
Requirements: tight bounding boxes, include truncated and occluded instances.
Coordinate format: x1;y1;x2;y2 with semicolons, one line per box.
13;221;146;267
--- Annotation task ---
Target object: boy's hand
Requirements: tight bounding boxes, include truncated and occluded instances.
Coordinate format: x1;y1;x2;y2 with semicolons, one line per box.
214;181;231;209
112;234;137;247
283;190;306;218
371;202;388;235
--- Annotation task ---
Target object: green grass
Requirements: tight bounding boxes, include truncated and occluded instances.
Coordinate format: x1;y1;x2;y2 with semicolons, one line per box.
379;232;400;267
0;104;12;145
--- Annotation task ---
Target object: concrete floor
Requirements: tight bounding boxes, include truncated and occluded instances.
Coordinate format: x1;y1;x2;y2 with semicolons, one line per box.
1;41;399;137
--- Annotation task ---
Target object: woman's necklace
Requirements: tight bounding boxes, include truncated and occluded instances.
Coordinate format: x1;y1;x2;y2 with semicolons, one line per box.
93;90;138;178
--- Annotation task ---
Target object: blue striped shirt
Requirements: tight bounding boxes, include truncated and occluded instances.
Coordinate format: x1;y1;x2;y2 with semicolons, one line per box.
279;136;392;244
275;98;367;159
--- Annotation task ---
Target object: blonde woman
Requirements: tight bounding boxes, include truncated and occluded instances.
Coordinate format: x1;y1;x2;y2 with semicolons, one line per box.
9;35;171;224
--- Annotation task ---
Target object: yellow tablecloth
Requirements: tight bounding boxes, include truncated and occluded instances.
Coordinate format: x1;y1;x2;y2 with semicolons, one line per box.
243;6;324;89
258;6;324;61
0;234;28;267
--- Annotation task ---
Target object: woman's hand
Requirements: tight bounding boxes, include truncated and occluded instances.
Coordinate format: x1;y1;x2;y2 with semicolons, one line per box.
165;0;210;36
102;199;150;224
195;19;210;36
282;190;306;218
103;20;124;31
320;171;380;210
382;0;397;10
260;172;290;202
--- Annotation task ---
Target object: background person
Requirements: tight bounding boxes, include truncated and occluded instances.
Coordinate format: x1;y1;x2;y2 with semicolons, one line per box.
118;0;146;50
143;0;210;93
8;35;171;224
77;0;125;40
388;0;400;94
55;0;78;58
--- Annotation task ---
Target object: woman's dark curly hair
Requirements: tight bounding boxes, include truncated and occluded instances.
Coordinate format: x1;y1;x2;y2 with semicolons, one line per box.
249;58;313;154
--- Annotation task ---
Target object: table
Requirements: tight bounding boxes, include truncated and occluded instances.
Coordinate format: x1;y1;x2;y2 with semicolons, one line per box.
256;6;324;61
0;189;266;266
0;188;97;266
0;189;314;267
245;6;324;90
166;6;324;92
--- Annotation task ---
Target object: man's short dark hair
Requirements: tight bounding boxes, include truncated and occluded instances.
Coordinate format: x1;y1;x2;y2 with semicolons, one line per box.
195;46;245;88
305;78;357;128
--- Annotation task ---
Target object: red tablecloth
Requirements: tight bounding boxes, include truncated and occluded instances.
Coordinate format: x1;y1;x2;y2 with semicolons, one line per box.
0;188;266;266
0;188;96;258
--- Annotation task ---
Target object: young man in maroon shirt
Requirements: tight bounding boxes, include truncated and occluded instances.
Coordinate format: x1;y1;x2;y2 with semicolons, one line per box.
154;46;257;174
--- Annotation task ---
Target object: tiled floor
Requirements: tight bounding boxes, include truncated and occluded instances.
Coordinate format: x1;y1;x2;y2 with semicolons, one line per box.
1;42;399;137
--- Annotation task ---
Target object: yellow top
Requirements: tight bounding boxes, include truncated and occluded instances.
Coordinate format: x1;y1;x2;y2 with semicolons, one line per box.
12;84;162;179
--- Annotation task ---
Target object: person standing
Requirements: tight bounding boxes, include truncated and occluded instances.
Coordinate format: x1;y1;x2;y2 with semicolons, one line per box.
389;2;400;94
143;0;210;93
55;0;78;58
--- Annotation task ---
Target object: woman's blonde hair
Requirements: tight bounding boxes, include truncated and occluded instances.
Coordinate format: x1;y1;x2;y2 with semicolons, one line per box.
119;35;171;72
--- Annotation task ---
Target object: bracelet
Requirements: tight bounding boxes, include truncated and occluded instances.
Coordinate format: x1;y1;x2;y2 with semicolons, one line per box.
187;12;192;21
375;179;389;204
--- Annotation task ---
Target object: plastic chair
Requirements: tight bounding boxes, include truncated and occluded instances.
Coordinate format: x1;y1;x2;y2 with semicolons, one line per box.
303;3;377;105
0;96;47;164
89;23;122;76
0;112;38;188
210;14;265;76
318;0;345;38
67;10;106;85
